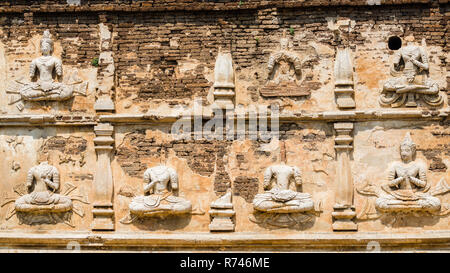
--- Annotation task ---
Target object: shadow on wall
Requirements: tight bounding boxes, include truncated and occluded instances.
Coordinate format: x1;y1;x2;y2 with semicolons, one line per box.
249;212;316;231
379;213;441;228
129;214;192;231
16;211;73;226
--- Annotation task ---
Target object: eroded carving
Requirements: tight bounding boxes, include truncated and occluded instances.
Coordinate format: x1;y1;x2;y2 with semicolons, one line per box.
357;133;450;220
1;158;89;227
94;23;115;112
130;165;192;215
253;164;314;213
379;35;443;108
6;30;87;111
15;161;73;213
6;136;24;151
249;158;319;230
121;165;192;224
260;31;309;97
40;136;87;167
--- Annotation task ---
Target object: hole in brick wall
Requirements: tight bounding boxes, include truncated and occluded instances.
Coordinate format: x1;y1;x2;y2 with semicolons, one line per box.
388;36;402;50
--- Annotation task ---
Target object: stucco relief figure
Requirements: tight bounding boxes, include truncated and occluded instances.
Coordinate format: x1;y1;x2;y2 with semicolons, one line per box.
375;133;440;212
20;30;73;101
356;133;450;223
253;164;314;213
0;153;89;226
267;35;300;86
260;31;310;97
15;161;73;213
129;166;192;216
6;30;86;110
380;35;443;107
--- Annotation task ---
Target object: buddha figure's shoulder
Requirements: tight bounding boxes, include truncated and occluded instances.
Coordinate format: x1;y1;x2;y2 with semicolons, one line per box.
143;167;153;176
28;165;38;173
388;161;403;170
265;164;287;174
399;46;416;55
413;159;427;170
48;56;62;65
396;47;406;55
53;55;62;62
36;55;60;64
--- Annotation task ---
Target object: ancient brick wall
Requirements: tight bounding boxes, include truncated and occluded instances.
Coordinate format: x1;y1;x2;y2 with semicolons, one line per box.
0;0;448;251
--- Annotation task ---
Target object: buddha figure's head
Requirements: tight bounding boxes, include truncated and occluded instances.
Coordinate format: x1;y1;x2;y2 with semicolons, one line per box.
40;30;54;56
280;30;289;50
400;132;416;163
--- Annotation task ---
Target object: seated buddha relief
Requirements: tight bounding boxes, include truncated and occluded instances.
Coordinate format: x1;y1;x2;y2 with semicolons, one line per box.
6;30;87;110
375;132;440;213
15;154;73;214
0;152;90;227
356;132;450;221
249;142;318;229
128;165;192;217
253;163;314;214
379;35;443;108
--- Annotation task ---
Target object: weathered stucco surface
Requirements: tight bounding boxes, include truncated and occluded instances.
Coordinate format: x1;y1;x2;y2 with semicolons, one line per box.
0;0;448;252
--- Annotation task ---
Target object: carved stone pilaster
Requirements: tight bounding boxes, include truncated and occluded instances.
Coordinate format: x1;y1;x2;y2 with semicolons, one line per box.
92;123;115;231
213;50;235;109
334;48;355;109
332;122;357;231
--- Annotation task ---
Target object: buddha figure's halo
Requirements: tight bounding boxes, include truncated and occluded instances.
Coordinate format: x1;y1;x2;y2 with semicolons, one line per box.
400;132;416;154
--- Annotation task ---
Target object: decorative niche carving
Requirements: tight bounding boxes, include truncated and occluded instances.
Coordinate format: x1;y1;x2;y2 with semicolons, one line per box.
1;159;89;227
6;30;87;111
120;165;193;224
213;49;235;109
334;48;355;109
209;190;235;232
379;36;443;108
357;133;450;221
260;31;311;98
